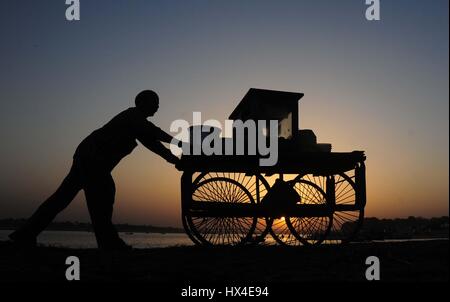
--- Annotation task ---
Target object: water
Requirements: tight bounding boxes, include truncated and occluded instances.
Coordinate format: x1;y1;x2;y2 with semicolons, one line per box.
1;230;446;249
0;230;194;249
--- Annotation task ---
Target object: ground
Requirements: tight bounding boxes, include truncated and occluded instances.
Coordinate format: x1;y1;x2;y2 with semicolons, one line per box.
0;240;448;283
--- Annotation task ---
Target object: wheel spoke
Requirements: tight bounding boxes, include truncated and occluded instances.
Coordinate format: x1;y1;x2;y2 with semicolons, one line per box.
186;175;260;246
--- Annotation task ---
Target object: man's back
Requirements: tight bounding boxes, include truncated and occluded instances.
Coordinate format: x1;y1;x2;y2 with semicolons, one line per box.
75;107;163;169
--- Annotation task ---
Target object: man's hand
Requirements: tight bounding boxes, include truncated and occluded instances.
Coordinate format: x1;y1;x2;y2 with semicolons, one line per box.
175;160;183;171
166;154;178;164
166;154;183;171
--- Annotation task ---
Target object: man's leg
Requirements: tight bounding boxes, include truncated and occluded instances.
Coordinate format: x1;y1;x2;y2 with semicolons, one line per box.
83;172;128;250
9;162;82;242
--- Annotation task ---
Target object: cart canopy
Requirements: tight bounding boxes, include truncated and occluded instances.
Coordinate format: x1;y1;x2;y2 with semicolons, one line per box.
229;88;304;139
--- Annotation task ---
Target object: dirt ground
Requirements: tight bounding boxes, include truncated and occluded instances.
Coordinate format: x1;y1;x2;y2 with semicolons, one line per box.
0;240;447;283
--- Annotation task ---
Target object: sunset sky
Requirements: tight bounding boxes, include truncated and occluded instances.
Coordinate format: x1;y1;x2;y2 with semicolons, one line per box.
1;0;448;227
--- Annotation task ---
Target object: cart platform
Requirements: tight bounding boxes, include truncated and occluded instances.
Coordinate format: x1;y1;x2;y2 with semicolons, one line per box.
179;151;365;175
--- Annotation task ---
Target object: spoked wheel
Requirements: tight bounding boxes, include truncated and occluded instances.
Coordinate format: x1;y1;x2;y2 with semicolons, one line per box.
268;217;301;246
298;173;364;244
181;212;202;245
284;179;332;246
186;172;271;245
329;173;364;244
186;176;259;246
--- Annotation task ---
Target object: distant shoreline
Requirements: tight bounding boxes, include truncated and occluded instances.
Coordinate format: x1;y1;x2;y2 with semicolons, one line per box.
1;216;448;238
0;218;185;234
0;228;185;234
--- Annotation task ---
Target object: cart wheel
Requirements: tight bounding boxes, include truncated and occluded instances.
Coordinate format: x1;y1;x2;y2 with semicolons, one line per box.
186;177;258;246
284;179;332;246
267;217;301;246
329;173;364;244
191;172;271;244
298;173;364;244
181;212;203;245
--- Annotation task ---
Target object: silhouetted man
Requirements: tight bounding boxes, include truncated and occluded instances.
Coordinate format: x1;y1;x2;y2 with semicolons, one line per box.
9;90;180;250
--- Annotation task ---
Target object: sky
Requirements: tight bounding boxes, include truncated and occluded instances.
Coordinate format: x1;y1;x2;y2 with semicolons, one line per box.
0;0;448;227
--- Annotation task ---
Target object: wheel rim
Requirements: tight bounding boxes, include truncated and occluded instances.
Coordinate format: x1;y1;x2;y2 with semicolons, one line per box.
298;173;364;244
182;212;202;245
268;217;301;246
191;172;271;244
329;173;364;244
186;177;257;246
285;179;332;246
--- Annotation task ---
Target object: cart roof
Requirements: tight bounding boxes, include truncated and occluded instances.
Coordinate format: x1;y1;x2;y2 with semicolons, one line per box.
229;88;304;121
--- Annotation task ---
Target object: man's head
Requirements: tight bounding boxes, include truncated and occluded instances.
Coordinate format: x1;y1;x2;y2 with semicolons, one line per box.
135;90;159;116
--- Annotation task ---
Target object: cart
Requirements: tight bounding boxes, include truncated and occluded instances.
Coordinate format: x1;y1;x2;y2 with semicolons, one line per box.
178;88;366;246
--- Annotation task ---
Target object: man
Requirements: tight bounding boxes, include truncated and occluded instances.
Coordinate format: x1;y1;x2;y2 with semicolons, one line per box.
9;90;180;250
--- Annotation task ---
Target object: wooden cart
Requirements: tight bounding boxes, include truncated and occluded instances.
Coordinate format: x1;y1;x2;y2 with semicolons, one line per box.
178;89;366;246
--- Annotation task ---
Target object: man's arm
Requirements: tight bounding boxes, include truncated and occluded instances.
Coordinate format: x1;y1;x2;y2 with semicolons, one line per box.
135;118;185;166
138;119;182;145
137;135;179;164
150;124;173;144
